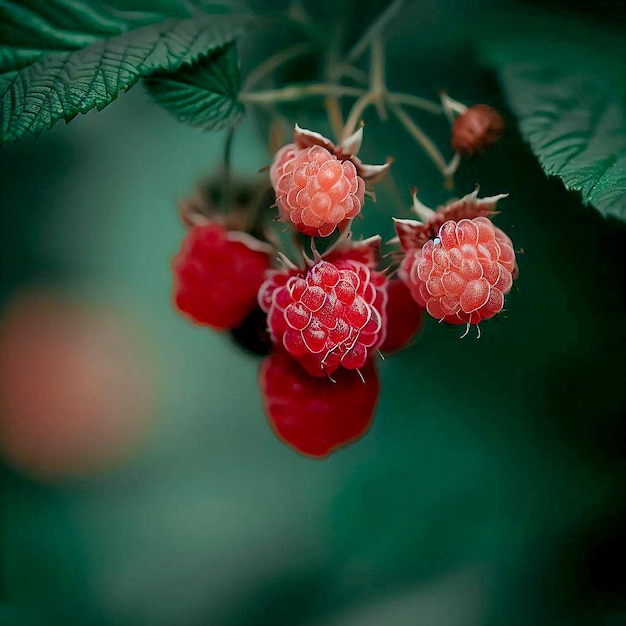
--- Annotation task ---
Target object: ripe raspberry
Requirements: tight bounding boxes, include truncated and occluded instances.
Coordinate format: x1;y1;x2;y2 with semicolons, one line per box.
173;222;271;330
259;259;387;377
380;279;424;353
451;104;505;157
272;144;365;237
259;351;380;458
405;217;516;325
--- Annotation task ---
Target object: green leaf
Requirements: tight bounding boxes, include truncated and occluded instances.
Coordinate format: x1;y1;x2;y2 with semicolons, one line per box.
144;42;243;132
471;4;626;223
500;65;626;222
0;1;252;143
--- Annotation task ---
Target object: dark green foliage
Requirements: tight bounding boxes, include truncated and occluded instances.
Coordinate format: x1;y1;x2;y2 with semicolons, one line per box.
500;65;626;222
145;42;243;131
0;0;250;143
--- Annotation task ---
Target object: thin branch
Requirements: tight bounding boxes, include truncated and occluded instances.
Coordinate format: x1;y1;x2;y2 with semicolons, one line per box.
342;92;378;140
389;101;450;179
387;92;443;115
335;63;369;85
240;84;365;104
370;36;387;120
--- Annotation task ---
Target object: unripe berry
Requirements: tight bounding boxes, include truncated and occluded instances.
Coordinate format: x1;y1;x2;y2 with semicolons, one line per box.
259;351;379;458
173;222;271;330
451;104;505;157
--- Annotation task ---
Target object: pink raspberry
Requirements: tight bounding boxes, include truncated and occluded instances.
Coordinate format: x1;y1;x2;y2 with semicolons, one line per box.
452;104;505;157
406;217;516;326
173;222;271;330
259;350;380;458
259;259;387;377
271;144;365;237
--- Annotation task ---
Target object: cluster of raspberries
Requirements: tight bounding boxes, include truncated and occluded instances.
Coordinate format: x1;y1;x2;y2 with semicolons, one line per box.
172;110;516;458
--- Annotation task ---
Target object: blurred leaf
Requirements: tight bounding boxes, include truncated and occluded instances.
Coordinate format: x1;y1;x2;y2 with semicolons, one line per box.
500;65;626;223
145;42;243;131
0;1;251;143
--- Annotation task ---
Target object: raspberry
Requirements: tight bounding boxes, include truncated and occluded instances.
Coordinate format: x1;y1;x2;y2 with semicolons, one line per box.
272;144;365;237
259;259;387;377
380;279;424;353
259;351;380;458
405;217;516;326
451;104;505;157
173;222;271;330
269;125;389;238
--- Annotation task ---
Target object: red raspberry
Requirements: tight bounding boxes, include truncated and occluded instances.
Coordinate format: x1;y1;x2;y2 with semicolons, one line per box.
380;279;424;353
406;217;516;326
451;104;505;157
271;144;365;237
173;222;271;330
259;259;387;377
259;351;380;458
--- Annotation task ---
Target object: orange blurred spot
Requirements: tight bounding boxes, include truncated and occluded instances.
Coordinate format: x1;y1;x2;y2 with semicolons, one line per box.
0;289;154;481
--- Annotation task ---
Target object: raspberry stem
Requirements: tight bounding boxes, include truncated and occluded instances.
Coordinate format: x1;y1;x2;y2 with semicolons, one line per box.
389;101;457;187
387;93;442;114
342;92;379;141
440;91;469;122
239;84;366;104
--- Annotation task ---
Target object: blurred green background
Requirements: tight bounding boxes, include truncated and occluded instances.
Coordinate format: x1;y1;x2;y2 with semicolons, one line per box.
1;1;625;625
